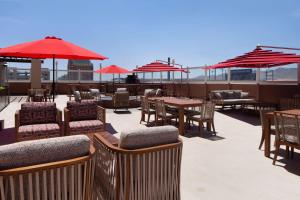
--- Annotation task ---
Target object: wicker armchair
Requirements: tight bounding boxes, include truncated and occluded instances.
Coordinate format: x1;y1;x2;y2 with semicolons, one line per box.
113;91;129;111
273;112;300;165
93;126;182;200
0;135;95;200
64;100;106;135
15;102;63;141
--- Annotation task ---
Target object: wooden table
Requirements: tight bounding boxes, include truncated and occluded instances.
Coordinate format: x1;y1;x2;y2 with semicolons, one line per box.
147;97;203;135
264;109;300;157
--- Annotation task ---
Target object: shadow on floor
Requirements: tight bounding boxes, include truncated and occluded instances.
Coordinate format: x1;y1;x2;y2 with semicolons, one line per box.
270;148;300;176
0;128;16;145
183;126;225;141
105;123;118;134
217;109;261;126
113;110;132;114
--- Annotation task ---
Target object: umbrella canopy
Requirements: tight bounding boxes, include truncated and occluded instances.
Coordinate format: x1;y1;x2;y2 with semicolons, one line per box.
95;65;130;74
0;36;108;100
0;36;108;60
206;47;300;69
133;61;186;72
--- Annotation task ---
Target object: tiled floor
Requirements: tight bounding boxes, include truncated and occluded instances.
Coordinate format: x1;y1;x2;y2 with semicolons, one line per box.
1;95;300;200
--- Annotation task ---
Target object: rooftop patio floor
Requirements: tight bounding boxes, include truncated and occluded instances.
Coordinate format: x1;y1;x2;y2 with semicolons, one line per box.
0;95;300;200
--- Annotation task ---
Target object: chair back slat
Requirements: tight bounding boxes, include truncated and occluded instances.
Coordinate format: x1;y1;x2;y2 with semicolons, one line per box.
155;100;166;117
274;112;300;145
259;107;276;129
201;102;215;120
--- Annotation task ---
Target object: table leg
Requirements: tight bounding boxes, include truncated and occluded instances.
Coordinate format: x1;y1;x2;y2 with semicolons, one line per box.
141;110;145;122
178;107;185;135
264;116;271;157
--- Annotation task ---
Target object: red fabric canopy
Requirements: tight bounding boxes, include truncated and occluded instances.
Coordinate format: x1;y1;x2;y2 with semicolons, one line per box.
0;36;108;60
95;65;130;74
133;62;186;72
0;36;108;100
206;47;300;69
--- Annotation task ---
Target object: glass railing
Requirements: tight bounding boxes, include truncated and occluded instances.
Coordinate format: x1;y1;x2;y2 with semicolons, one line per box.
6;66;299;84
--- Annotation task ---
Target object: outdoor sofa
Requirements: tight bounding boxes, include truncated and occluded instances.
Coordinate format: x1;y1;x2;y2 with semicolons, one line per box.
210;90;256;109
0;135;95;200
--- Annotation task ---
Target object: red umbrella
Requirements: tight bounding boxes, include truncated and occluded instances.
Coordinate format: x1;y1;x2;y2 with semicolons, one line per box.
206;47;300;69
95;65;129;74
95;65;130;91
0;36;108;100
133;61;186;72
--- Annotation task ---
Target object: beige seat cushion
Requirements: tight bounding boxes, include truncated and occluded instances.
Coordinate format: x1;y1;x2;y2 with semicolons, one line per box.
119;125;179;149
0;135;90;170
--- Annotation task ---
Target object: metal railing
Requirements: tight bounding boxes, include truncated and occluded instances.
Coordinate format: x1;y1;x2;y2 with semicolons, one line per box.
6;65;299;84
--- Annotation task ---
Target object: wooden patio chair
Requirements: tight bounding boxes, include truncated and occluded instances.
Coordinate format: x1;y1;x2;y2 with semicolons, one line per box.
155;99;178;126
92;125;182;200
0;135;95;200
140;96;155;125
273;112;300;165
186;101;216;134
258;107;276;150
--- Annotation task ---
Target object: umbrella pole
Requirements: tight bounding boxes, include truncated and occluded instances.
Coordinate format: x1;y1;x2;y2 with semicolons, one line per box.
52;56;55;102
113;74;115;94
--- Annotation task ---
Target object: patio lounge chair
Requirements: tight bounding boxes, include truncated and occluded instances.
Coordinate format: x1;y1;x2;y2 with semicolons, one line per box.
0;135;95;200
93;125;182;200
64;100;106;135
15;102;63;141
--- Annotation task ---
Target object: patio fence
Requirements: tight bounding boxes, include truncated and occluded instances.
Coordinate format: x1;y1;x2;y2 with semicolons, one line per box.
6;64;299;84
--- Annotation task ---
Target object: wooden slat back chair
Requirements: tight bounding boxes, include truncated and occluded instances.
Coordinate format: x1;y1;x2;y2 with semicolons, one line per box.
140;96;155;125
273;112;300;165
155;99;178;126
258;107;276;150
93;131;182;200
187;101;216;134
0;136;95;200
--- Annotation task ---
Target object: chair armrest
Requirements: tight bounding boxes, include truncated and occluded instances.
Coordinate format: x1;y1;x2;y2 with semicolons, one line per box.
56;108;63;136
15;110;20;130
97;106;106;129
64;108;71;135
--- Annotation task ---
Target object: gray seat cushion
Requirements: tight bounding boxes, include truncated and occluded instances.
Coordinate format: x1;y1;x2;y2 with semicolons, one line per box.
0;135;90;170
119;125;179;150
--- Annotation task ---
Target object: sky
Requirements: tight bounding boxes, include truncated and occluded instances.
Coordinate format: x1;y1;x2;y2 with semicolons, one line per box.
1;0;300;70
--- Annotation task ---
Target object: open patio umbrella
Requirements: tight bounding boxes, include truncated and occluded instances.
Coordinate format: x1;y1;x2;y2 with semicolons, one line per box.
95;65;130;92
133;61;186;72
205;47;300;70
0;36;108;100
